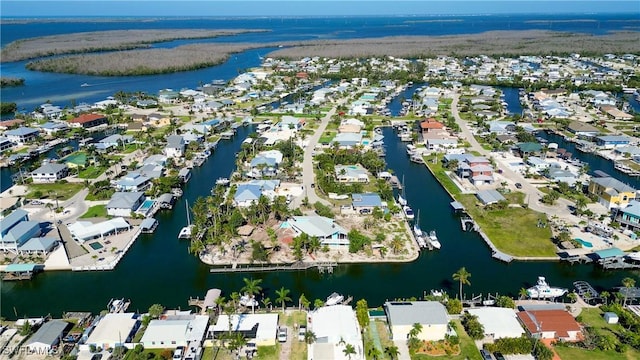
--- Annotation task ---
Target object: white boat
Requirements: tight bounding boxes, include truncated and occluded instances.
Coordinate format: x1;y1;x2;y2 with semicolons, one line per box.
398;195;407;206
325;292;344;306
406;144;416;155
430;289;444;297
428;230;441;249
80;83;90;87
526;276;568;299
413;214;426;248
178;200;193;239
240;294;259;308
107;298;130;313
215;177;230;186
403;205;414;219
625;252;640;262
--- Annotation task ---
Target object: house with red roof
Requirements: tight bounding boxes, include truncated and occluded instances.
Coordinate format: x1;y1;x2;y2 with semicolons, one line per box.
68;114;108;129
517;310;583;342
419;118;445;136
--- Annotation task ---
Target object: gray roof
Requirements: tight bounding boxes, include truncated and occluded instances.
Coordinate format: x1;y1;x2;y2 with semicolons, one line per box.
622;200;640;218
19;237;57;252
5;127;39;136
0;209;28;235
32;163;67;174
27;320;68;347
385;301;448;326
596;135;630;143
591;177;636;194
107;192;145;209
476;189;506;205
352;193;382;208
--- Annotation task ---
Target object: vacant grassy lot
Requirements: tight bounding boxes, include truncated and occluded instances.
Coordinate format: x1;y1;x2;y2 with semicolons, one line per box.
80;205;107;219
27;183;84;200
78;166;107;179
423;155;461;196
457;194;555;257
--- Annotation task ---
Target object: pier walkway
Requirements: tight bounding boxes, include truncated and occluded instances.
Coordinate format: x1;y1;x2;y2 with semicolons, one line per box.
209;261;338;273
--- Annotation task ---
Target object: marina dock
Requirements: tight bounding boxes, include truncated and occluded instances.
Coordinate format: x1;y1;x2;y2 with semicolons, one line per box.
209;261;338;273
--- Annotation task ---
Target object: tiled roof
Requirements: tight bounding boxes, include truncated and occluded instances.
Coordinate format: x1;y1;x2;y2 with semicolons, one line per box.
69;113;106;124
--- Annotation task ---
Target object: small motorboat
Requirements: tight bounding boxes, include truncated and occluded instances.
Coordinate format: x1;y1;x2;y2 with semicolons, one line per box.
325;292;344;306
403;205;414;219
178;225;192;239
240;294;259;308
428;230;441;249
80;83;90;87
216;177;230;186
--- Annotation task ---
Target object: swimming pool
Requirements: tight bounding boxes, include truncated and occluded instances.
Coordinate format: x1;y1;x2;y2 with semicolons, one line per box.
89;242;103;250
575;238;593;248
138;199;155;212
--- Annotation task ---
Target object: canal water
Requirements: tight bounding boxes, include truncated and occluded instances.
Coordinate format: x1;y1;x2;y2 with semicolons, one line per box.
2;126;636;319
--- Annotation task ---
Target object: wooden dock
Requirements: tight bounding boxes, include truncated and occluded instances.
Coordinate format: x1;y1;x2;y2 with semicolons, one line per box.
599;256;640;270
209;262;338;273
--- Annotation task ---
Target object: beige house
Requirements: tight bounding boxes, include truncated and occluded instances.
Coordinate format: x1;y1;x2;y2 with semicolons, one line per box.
384;301;449;341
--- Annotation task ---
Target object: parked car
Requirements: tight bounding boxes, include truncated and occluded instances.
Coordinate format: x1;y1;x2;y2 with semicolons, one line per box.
359;208;371;214
493;352;505;360
277;327;288;342
515;182;522;189
298;325;306;341
30;200;43;205
479;349;493;360
173;346;184;360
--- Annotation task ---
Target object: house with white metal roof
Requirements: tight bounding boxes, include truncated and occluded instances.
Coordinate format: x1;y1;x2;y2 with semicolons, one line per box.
335;164;370;183
384;301;449;341
84;313;139;350
4;127;39;145
31;163;69;183
67;218;131;243
467;307;525;340
164;135;185;159
308;305;363;360
282;216;348;247
140;314;209;349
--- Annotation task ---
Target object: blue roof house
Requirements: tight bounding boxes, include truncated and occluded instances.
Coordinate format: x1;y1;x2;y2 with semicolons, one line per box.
234;184;263;208
114;172;152;192
351;193;383;210
1;221;42;252
0;209;29;238
5;127;39;145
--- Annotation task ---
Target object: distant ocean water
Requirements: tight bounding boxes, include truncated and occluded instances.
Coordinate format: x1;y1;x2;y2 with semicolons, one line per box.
0;14;638;109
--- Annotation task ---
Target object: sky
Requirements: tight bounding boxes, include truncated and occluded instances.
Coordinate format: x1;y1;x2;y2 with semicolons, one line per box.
1;0;639;17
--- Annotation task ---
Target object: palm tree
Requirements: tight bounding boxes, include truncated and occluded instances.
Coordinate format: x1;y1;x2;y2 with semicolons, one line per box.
600;291;610;305
452;267;472;300
241;278;263;313
304;330;317;344
519;287;529;300
367;346;382;360
567;292;578;303
342;343;356;360
261;297;272;312
314;298;325;309
299;293;310;311
408;323;423;339
275;286;292;312
384;345;400;360
389;235;404;254
622;277;636;306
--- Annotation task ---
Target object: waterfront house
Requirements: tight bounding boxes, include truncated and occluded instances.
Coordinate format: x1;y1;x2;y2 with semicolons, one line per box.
332;132;363;148
457;156;494;185
615;200;640;232
476;189;506;206
233;180;280;207
39;104;63;119
588;176;637;209
95;134;133;151
4;127;39;145
26;320;69;354
282;216;349;247
212;313;278;347
164;135;185;159
547;167;579;187
351;193;383;212
526;156;550;172
600;105;633;121
566;120;600;138
67;218;131;243
595;135;631;149
488;121;516;135
467;308;525;340
308;305;363;360
338;118;364;133
114;172;152;192
158;89;180;103
31;163;69;183
106;192;146;217
68;114;108;129
335;164;370;183
249;150;284;177
0;119;24;130
84;313;139;350
39;121;69;136
516;142;543;157
140;313;209;349
17;237;58;256
0;136;15;153
0;209;41;253
384;301;448;341
420;118;445;137
517;310;583;342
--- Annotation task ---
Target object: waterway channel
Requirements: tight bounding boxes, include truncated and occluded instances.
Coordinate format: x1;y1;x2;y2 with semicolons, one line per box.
2;126;637;319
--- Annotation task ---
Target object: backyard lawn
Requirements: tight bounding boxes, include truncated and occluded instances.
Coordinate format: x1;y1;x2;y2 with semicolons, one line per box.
80;205;107;218
411;320;482;360
457;194;556;257
423;155;462;196
79;166;107;179
27;183;84;200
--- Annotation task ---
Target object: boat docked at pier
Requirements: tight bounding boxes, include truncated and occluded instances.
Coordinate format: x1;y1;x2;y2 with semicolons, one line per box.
403;205;414;219
107;298;130;313
526;276;568;299
216;177;231;186
428;230;441;249
325;292;344;306
413;212;427;248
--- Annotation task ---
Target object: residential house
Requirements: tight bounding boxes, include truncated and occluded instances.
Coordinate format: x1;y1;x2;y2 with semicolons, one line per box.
67;218;131;243
547;167;579;186
212;313;278;347
457;156;494;185
114;172;152;192
249;150;284;177
283;216;349;247
279;116;304;131
588;176;637;209
488;121;516;134
338;118;364;133
26;320;69;353
526;156;550;172
233;180;280;207
600;105;633;121
426;138;458;151
516;142;543;157
308;305;363;360
351;193;383;211
17;237;58;255
385;301;449;341
0;137;15;153
140;314;209;349
39;121;69;136
0;210;41;252
31;163;69;183
517;310;583;342
335;164;369;183
420;118;445;137
476;189;506;206
566;120;600;138
595;135;631;149
616;200;640;232
106;192;146;217
332;133;362;148
467;308;525;340
95;134;133;152
84;313;140;350
164;135;185;159
68;114;108;129
4;127;39;145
